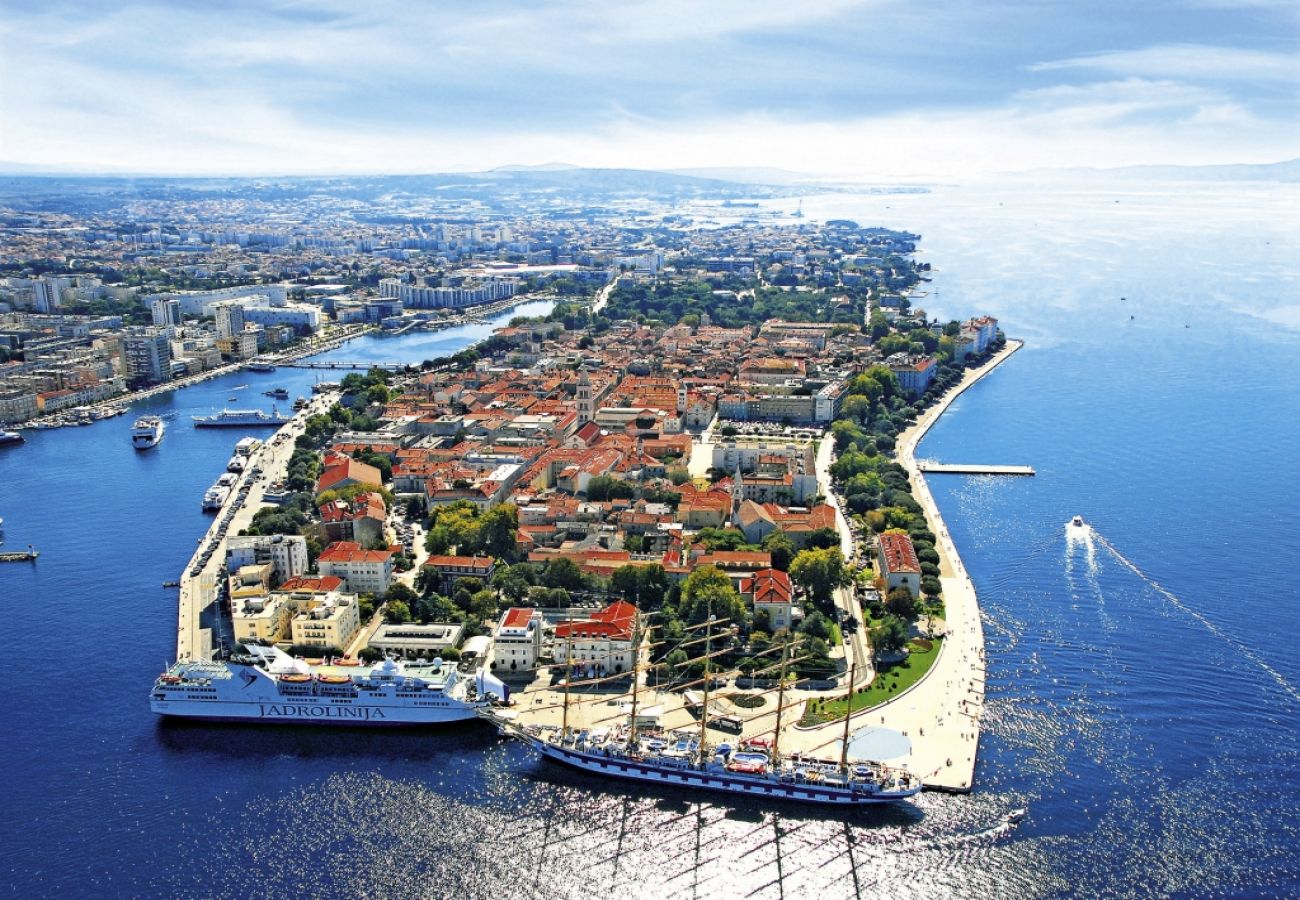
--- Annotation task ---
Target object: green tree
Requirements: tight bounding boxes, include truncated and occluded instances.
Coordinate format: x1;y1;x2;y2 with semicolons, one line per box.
885;586;919;622
491;564;532;604
542;557;585;592
761;532;796;571
385;600;412;624
679;565;748;628
870;614;909;658
789;547;847;612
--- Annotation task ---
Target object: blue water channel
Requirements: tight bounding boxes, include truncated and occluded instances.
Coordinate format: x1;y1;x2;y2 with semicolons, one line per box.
1;186;1298;897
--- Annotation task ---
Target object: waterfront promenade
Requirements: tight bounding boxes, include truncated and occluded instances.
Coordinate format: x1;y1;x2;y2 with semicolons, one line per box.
786;340;1022;791
175;393;337;662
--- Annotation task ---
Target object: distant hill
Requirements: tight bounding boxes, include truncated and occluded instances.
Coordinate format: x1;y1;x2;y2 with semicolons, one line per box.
666;166;821;185
1022;158;1300;183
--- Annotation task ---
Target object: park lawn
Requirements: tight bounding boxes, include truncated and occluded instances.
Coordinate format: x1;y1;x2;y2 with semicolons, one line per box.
829;623;843;646
798;638;942;726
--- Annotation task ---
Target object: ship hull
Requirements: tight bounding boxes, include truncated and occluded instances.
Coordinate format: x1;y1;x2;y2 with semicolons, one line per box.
151;697;483;725
533;742;919;806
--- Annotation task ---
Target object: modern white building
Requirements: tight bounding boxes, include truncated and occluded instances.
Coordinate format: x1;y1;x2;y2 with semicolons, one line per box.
226;534;309;583
121;328;173;384
213;301;245;339
493;607;544;673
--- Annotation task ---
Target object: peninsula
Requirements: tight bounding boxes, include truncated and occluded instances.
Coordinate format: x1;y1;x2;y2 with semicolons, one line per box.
138;209;1008;796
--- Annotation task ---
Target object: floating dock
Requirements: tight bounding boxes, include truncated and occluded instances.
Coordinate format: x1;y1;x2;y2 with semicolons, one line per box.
917;463;1035;476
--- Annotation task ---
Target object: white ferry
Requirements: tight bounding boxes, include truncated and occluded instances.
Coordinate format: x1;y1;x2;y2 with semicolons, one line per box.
132;416;166;449
200;484;230;511
151;647;508;725
192;408;290;428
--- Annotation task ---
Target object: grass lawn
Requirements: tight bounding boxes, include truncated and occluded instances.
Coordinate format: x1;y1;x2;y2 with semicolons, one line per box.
829;623;843;646
798;638;942;726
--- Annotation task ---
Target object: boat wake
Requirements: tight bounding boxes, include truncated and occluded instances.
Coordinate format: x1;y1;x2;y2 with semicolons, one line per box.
1091;530;1300;705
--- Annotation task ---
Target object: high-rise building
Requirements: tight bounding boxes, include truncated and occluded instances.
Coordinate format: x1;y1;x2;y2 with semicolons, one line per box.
150;297;182;327
121;328;173;384
214;301;245;339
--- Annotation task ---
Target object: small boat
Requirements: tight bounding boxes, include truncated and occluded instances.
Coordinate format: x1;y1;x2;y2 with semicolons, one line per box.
318;674;352;685
1071;515;1085;528
278;673;312;683
0;430;25;446
264;388;289;400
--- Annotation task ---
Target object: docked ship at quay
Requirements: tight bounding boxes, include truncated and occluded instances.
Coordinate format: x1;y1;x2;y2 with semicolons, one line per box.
192;408;290;428
152;646;510;725
491;615;922;807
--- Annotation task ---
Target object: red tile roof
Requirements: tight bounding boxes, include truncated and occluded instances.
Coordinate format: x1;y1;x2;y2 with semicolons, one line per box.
878;532;921;574
317;541;394;564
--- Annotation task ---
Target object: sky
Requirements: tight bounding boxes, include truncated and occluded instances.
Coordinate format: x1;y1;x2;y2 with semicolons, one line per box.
0;0;1297;178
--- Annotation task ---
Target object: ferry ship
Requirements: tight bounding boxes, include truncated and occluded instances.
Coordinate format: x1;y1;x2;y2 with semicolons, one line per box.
494;617;921;807
151;646;508;725
192;408;290;428
247;359;277;373
200;484;230;511
131;416;165;449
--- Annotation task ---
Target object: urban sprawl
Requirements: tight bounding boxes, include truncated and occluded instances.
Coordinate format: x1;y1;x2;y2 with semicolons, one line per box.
1;178;1002;787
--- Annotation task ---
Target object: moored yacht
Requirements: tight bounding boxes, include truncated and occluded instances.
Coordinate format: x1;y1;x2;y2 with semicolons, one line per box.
131;416;165;449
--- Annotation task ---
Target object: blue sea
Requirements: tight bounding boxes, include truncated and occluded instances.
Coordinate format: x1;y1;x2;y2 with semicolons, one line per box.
2;186;1298;898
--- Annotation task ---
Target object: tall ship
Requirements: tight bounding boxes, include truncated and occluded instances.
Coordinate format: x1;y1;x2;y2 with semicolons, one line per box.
151;646;508;725
493;616;922;807
192;408;290;428
131;416;165;449
0;430;24;446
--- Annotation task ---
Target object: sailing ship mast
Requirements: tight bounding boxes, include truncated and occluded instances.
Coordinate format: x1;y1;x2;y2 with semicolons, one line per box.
697;607;713;757
627;607;641;748
771;639;789;765
840;662;857;775
561;608;573;739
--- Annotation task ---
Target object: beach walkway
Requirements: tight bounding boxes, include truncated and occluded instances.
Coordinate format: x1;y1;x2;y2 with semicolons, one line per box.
786;340;1021;791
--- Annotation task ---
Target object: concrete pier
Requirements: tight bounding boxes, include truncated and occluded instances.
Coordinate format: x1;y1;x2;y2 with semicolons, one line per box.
918;462;1035;476
174;393;338;662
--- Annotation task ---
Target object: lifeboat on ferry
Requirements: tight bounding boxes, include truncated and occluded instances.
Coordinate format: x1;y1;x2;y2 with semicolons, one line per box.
304;658;325;666
318;674;352;685
726;760;766;775
279;673;312;683
335;658;361;667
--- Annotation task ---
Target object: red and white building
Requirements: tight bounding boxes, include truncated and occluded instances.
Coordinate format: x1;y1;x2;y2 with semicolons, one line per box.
553;600;638;674
877;532;922;595
493;607;544;673
740;568;795;630
317;541;395;595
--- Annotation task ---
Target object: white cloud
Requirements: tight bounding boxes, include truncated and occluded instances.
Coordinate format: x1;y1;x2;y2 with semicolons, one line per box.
1030;43;1300;83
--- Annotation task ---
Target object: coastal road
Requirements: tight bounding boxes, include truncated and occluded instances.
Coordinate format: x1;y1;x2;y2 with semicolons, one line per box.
789;342;1020;790
815;434;871;685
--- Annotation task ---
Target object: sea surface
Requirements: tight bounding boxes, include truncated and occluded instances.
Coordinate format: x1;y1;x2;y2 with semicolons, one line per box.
2;186;1299;898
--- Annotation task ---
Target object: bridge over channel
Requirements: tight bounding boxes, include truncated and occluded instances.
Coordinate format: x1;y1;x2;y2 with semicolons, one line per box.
278;360;407;372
